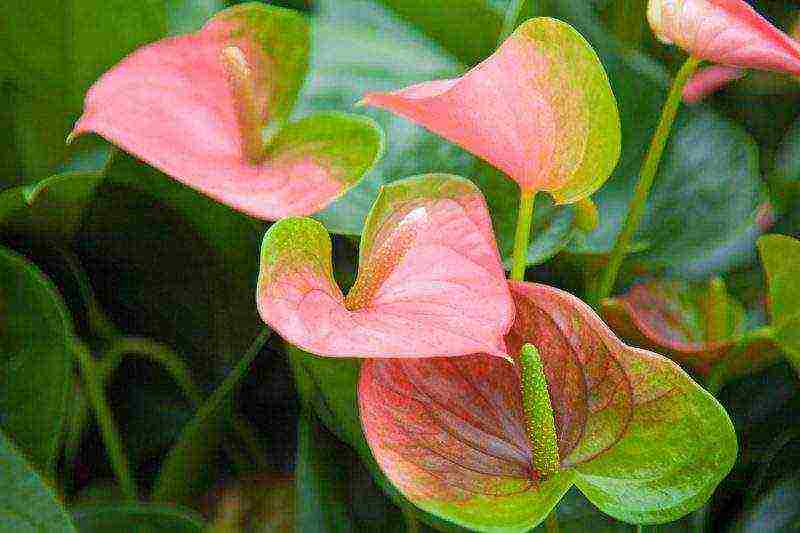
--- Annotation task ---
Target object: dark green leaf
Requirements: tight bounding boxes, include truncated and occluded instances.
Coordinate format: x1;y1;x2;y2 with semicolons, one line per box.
71;503;205;532
0;430;76;532
298;0;475;235
0;246;74;472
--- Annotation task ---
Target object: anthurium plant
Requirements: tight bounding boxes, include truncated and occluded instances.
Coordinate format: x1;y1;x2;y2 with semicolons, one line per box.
1;1;798;532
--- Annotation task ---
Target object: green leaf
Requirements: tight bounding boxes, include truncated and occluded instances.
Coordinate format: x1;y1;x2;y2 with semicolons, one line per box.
758;234;800;369
71;503;205;532
79;153;264;375
299;0;475;235
0;246;74;472
0;0;167;181
164;0;224;34
0;171;105;243
0;430;76;532
376;0;502;66
296;409;357;531
573;359;737;524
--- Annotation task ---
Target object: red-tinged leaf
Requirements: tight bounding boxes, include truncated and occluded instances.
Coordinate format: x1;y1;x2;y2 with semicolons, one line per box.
361;18;620;204
647;0;800;75
70;4;383;220
359;282;736;530
683;65;746;103
257;174;514;359
600;280;746;374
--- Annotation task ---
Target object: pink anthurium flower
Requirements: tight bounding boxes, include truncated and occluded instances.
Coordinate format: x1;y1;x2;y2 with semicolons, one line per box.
69;4;383;220
256;174;514;359
358;282;737;531
361;18;621;205
648;0;800;102
601;279;783;386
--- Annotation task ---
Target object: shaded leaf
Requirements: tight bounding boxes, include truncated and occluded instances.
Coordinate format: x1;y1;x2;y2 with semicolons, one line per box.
363;17;621;203
71;503;205;532
359;282;736;530
0;171;105;243
298;0;474;235
258;174;513;359
758;234;800;369
0;246;74;472
0;430;76;532
647;0;800;76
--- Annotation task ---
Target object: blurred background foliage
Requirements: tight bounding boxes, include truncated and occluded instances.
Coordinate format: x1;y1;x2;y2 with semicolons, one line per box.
0;0;799;531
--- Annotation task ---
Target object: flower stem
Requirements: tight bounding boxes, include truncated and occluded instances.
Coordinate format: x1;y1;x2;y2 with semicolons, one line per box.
519;344;560;477
72;340;137;500
511;191;536;282
595;56;701;302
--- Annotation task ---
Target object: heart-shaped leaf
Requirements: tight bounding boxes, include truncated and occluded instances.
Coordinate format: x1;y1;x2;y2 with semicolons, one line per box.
71;503;205;532
258;174;514;358
758;234;800;369
359;282;736;530
600;279;747;374
362;17;621;203
647;0;800;75
71;4;383;220
0;246;74;472
0;430;76;532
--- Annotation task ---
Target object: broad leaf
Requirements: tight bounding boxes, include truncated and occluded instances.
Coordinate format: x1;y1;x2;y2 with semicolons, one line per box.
71;503;205;532
0;172;105;243
257;174;513;359
0;246;74;472
71;4;382;220
363;17;621;203
647;0;800;75
0;430;76;532
359;282;736;530
600;279;747;374
758;234;800;368
299;0;474;235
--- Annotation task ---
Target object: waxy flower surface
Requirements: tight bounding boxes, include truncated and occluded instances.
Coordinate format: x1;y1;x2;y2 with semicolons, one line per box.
359;282;737;531
362;18;621;204
70;3;383;220
256;175;514;359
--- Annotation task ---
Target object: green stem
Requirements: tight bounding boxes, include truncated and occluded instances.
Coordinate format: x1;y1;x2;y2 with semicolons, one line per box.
72;340;137;500
519;344;560;477
498;0;526;44
152;328;270;501
545;510;560;533
511;191;536;282
595;56;701;303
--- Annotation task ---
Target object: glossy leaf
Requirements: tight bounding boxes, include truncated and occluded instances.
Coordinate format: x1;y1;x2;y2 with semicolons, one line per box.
71;4;383;220
258;174;514;359
299;0;474;236
363;17;621;203
0;171;105;243
600;279;747;374
758;234;800;367
0;430;76;532
359;282;736;530
71;503;205;532
647;0;800;75
0;246;74;472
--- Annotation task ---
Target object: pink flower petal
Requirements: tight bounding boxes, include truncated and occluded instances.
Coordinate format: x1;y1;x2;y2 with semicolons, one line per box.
359;282;735;527
648;0;800;75
361;18;620;203
683;65;746;103
70;5;380;220
257;174;514;359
